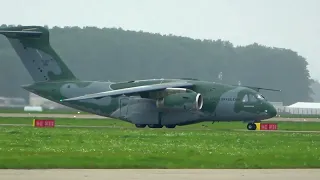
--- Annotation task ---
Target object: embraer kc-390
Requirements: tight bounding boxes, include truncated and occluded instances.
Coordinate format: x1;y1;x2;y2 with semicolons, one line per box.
0;26;279;130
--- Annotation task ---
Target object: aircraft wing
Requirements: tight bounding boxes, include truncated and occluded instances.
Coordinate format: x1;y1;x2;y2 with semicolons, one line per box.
60;81;194;102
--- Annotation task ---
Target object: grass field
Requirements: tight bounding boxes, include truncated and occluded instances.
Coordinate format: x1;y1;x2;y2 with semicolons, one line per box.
0;117;320;169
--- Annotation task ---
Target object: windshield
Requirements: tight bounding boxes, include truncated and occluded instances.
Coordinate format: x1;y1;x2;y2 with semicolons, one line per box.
242;94;258;102
256;94;265;100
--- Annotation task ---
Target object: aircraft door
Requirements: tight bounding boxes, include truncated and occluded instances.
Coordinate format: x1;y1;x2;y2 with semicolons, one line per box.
119;97;130;118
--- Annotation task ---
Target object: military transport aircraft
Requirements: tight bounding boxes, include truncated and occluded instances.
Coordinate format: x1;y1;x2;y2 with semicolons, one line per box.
0;26;279;130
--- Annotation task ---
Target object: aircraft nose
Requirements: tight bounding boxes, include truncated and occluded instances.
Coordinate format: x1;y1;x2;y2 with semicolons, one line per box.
267;104;277;118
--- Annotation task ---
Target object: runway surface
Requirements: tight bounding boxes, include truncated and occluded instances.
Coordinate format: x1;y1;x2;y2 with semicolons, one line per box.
1;123;320;133
0;113;320;122
1;112;320;133
0;113;105;119
1;169;320;180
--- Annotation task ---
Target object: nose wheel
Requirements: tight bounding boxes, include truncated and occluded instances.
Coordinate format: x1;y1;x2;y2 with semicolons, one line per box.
247;123;257;130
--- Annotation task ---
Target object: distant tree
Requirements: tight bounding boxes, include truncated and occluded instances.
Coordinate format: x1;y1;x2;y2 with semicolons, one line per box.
310;79;320;102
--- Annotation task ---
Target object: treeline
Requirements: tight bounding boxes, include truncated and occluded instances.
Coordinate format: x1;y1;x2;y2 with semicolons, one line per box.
311;80;320;102
0;24;315;105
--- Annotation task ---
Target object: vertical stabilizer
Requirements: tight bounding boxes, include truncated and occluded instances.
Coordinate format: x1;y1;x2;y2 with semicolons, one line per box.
0;26;77;82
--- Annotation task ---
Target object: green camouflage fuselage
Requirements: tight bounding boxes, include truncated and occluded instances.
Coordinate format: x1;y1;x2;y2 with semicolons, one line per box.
22;78;277;126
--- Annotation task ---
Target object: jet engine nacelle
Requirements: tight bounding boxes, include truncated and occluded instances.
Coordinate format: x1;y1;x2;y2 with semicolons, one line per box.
156;91;203;111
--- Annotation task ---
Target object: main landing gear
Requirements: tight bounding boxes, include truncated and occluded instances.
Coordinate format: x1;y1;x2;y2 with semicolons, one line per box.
134;124;176;128
247;123;257;130
135;124;147;128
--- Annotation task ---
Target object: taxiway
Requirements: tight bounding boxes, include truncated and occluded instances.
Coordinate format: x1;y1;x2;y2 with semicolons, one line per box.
1;169;320;180
0;113;319;122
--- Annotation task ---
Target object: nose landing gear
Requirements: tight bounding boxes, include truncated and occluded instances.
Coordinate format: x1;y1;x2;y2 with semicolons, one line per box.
247;123;257;130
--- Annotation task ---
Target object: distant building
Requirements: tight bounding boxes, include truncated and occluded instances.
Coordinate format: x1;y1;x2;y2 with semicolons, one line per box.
269;101;283;108
274;101;320;115
0;96;27;107
29;93;66;109
288;102;320;109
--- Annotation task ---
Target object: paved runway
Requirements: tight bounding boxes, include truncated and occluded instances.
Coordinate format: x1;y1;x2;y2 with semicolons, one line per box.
1;169;320;180
1;112;320;133
0;113;320;122
0;113;106;119
1;123;320;133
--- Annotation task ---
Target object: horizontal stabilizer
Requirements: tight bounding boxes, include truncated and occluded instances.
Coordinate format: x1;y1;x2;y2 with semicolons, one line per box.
0;29;42;38
60;81;194;102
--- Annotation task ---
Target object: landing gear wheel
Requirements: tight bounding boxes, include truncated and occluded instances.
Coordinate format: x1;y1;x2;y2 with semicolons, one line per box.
135;124;146;128
148;124;163;128
165;125;176;128
247;123;257;130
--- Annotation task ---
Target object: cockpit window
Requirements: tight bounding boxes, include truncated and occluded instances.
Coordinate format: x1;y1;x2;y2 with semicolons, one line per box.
242;93;260;103
256;94;265;100
249;94;257;102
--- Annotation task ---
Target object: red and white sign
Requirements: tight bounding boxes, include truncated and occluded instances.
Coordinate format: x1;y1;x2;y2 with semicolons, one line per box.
260;123;278;130
33;119;55;128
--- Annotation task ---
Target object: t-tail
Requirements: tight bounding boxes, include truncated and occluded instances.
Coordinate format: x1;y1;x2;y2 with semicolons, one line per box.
0;26;77;82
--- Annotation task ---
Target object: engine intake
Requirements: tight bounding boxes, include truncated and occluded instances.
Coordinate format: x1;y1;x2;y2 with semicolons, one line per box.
156;91;203;111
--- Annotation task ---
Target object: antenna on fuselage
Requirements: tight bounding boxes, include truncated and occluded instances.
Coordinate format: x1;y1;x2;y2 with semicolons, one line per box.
218;72;223;81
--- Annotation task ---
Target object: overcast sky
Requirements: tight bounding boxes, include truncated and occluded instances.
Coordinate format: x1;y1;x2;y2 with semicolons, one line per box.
1;0;319;80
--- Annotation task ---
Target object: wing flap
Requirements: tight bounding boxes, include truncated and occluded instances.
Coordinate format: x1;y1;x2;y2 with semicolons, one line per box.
60;81;194;102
